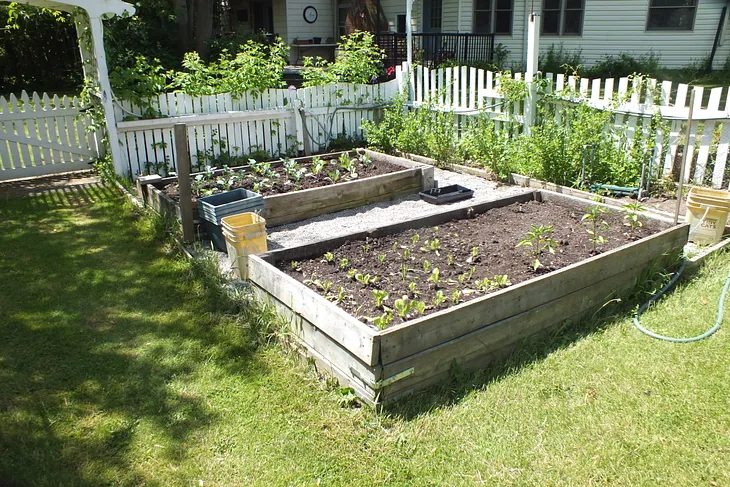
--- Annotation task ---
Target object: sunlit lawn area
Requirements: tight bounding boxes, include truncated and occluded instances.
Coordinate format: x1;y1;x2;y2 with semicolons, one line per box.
1;184;729;486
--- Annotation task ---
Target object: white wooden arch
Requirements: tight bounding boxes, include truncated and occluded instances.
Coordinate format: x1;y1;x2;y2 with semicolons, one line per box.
13;0;136;176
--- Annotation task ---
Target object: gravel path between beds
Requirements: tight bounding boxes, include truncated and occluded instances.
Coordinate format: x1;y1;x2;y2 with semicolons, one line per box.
267;168;531;249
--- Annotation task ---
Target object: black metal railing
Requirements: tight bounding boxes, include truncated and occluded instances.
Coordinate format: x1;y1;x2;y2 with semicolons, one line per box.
375;33;495;69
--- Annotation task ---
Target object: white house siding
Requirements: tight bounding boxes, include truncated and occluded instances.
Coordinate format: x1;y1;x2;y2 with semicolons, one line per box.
278;0;335;63
370;0;730;70
530;0;730;70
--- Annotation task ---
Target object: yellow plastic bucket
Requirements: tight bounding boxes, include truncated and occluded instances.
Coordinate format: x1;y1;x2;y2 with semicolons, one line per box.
685;199;728;245
221;213;267;279
687;187;730;210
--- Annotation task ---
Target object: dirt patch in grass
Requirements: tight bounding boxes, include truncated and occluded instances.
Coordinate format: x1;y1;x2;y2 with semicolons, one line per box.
279;200;668;327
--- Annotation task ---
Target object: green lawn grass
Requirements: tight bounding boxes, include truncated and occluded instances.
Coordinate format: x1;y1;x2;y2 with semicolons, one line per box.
1;184;729;486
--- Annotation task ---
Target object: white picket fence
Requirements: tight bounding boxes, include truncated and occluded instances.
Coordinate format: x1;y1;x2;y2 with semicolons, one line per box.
115;75;402;177
410;64;730;189
0;91;100;180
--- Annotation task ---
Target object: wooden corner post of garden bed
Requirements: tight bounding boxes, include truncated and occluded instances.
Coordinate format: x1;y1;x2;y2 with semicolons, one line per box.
174;123;195;242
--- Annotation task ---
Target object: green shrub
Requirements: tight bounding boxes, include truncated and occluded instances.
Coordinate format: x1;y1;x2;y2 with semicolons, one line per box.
586;52;662;79
458;116;512;178
539;44;584;75
302;31;385;86
168;38;289;96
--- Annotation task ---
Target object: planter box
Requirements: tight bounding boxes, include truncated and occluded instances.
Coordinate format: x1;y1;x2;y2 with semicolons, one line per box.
247;190;689;407
139;149;434;228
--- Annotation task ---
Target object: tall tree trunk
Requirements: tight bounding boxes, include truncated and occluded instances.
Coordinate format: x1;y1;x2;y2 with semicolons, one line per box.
194;0;215;59
172;0;192;56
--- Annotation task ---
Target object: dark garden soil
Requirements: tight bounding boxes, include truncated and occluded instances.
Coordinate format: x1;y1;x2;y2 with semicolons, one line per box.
612;193;686;216
279;200;669;329
161;154;403;204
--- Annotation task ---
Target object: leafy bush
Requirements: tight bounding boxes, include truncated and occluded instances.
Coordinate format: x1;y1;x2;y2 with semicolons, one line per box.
458;116;512;178
362;93;410;154
168;38;289;95
586;52;662;79
110;56;168;117
539;44;585;75
302;31;385;86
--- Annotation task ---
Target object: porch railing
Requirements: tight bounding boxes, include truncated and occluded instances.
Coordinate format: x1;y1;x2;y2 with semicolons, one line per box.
375;33;495;69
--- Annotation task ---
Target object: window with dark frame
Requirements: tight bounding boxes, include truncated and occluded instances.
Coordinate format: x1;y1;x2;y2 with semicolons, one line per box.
431;0;443;30
397;14;407;33
542;0;584;35
337;2;350;39
647;0;697;31
473;0;513;34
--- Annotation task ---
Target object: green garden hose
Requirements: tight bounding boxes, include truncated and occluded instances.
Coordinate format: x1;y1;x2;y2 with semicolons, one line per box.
633;259;729;342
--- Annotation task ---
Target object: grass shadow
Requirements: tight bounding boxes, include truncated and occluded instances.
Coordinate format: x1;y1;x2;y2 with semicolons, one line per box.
0;185;272;485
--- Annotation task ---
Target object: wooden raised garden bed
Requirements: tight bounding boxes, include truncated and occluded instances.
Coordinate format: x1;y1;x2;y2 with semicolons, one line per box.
247;190;689;407
138;149;434;227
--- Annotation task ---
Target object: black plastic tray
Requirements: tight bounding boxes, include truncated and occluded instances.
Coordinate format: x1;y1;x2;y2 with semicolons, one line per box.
419;184;474;205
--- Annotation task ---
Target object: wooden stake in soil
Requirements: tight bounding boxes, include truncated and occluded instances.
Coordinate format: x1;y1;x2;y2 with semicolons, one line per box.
174;123;195;242
675;89;696;226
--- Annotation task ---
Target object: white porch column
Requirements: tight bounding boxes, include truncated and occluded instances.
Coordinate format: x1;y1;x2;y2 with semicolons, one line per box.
406;0;414;68
524;12;540;134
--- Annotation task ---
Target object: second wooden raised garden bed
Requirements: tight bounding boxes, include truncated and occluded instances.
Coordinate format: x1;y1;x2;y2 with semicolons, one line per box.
138;149;434;227
247;190;689;407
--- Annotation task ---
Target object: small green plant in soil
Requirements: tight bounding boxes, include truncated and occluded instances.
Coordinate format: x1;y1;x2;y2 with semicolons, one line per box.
411;234;420;245
467;246;480;264
394;297;411;319
327;169;342;182
421;238;441;253
327;286;346;304
411;300;426;315
516;224;559;271
582;206;611;253
323;252;335;263
339;153;358;179
359;153;372;166
447;253;454;265
451;289;462;304
310;156;326;175
339;258;350;270
372;311;394;329
407;282;419;297
290;261;302;271
621;202;646;236
347;268;358;279
433;290;447;307
491;274;512;288
423;260;432;272
377;253;386;263
372;289;389;308
428;268;441;288
355;273;378;286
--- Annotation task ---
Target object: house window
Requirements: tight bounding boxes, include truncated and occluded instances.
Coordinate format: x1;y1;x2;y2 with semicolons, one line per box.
542;0;584;35
397;14;407;33
430;0;443;30
647;0;697;30
473;0;513;34
337;2;350;39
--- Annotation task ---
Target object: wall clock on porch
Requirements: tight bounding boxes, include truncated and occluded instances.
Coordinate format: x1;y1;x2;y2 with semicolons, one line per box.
303;6;318;23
